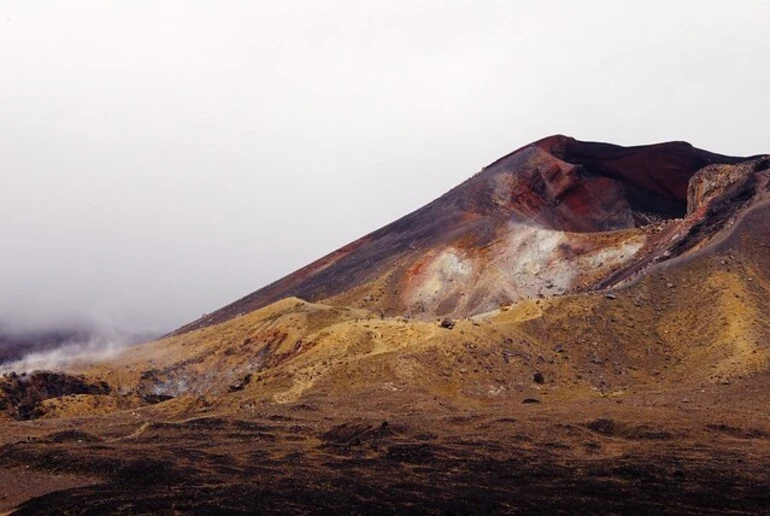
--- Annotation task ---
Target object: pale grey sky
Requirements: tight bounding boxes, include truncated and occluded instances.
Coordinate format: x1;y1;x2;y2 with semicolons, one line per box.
1;1;768;332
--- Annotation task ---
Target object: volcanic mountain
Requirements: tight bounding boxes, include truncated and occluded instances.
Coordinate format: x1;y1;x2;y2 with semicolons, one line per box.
175;134;767;334
2;135;770;513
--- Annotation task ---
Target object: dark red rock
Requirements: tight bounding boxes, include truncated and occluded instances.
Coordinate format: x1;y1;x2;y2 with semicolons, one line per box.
439;319;455;330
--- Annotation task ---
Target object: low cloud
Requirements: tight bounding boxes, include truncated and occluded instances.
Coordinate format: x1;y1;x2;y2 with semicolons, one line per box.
0;326;156;375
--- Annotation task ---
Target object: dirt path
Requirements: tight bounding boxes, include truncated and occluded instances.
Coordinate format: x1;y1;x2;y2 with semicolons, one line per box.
107;421;151;442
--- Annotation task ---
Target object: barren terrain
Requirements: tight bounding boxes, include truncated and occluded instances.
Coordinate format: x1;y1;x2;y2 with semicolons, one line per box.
2;136;770;513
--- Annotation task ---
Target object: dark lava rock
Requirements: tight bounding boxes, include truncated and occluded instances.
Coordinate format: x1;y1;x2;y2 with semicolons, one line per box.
47;430;102;443
440;319;455;330
533;372;545;384
141;394;174;405
0;371;111;420
586;418;616;435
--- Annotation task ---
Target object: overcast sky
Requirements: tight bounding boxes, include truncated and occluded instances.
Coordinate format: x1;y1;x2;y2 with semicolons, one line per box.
1;1;768;333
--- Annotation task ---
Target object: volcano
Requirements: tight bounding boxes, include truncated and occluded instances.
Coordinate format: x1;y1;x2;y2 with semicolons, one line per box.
175;135;767;334
3;136;770;514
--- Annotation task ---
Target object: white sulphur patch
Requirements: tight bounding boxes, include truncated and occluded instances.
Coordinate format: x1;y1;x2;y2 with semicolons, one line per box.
412;249;473;303
405;223;646;316
498;223;645;299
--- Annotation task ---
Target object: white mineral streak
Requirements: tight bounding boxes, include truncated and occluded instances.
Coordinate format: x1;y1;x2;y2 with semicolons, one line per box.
408;223;645;315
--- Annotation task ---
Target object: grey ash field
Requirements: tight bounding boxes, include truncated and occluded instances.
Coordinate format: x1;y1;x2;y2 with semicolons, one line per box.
2;136;770;514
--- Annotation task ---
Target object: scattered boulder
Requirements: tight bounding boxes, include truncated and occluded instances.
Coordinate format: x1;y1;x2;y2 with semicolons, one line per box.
521;398;541;404
553;344;565;353
533;372;545;384
439;319;455;330
605;293;617;300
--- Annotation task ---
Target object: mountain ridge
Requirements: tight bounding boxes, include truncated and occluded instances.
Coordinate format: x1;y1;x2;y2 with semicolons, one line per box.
172;135;764;335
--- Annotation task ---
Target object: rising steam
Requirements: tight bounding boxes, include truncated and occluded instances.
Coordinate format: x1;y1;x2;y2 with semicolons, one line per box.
0;326;156;375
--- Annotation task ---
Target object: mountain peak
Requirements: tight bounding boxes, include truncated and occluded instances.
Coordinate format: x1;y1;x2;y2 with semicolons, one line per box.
173;137;764;335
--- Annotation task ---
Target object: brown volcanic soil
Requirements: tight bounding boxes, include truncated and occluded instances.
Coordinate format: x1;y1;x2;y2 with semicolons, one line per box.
3;383;770;514
1;137;770;513
0;468;96;515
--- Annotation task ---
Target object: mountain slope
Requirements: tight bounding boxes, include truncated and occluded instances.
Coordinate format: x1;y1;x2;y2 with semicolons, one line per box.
174;135;761;334
72;193;770;409
3;136;770;513
6;192;770;513
46;135;766;410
